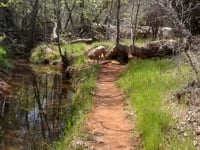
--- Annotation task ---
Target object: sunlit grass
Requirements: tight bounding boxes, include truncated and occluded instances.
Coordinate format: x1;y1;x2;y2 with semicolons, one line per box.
62;43;87;68
30;43;87;65
62;43;87;55
121;38;153;47
30;44;60;63
117;59;193;150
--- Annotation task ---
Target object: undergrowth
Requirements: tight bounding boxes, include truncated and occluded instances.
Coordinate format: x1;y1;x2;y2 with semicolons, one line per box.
62;43;87;67
117;59;194;150
48;64;99;150
0;44;11;67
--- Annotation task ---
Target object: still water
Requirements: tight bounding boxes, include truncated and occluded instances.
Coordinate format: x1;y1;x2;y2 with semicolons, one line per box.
0;66;73;150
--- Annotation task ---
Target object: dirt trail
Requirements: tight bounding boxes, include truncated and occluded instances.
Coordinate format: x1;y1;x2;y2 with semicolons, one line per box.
85;62;135;150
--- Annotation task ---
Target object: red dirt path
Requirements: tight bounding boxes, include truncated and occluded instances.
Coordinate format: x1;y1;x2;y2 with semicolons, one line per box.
85;62;135;150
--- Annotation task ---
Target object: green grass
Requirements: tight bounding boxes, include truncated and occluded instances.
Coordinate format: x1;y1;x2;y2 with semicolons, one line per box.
62;43;87;67
117;59;193;150
121;38;153;47
30;44;60;64
63;43;87;55
30;43;87;65
49;64;100;150
0;44;11;67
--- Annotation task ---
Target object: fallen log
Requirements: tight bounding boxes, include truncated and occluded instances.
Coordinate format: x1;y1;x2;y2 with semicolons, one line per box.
130;39;178;58
68;38;94;44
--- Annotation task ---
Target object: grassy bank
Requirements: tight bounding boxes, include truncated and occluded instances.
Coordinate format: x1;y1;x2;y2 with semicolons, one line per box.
117;59;194;150
30;43;87;66
49;64;99;150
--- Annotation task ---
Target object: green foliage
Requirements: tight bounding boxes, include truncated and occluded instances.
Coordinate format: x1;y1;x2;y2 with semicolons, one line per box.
0;0;20;7
0;36;5;41
117;59;191;150
62;43;87;67
50;64;100;150
0;45;11;67
121;38;153;47
30;44;60;64
63;43;87;55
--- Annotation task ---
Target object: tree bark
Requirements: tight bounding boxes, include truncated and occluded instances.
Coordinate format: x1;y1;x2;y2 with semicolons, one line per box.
132;0;141;46
116;0;120;46
64;0;77;30
26;0;40;50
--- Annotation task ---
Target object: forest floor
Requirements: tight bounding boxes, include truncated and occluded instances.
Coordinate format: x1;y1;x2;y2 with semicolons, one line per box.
84;61;138;150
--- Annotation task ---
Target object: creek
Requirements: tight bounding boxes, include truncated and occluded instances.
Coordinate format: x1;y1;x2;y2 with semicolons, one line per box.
0;65;73;150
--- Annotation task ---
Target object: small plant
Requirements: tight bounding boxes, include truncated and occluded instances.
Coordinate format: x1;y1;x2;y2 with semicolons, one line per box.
0;44;11;67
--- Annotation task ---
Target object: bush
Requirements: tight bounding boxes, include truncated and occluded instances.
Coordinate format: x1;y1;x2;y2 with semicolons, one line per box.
30;44;60;64
0;45;10;67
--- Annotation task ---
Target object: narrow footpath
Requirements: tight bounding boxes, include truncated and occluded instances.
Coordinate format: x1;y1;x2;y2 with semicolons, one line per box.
85;62;135;150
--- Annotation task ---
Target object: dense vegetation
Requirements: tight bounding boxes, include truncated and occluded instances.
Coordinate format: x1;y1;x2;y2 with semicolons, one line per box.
117;59;194;149
51;64;100;150
0;0;200;149
0;44;10;67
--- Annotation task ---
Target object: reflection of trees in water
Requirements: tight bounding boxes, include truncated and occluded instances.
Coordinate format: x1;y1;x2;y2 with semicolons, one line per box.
0;73;72;149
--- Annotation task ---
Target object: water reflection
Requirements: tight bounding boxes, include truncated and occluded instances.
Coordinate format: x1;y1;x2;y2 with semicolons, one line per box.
0;71;72;150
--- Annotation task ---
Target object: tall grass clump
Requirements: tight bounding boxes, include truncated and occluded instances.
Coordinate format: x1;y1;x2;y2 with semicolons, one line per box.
50;64;100;150
63;43;87;67
30;44;60;63
117;59;191;150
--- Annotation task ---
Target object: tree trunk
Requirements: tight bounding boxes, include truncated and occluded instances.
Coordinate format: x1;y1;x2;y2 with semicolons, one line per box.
80;0;85;26
26;0;40;50
132;0;141;46
55;0;69;69
116;0;120;46
64;0;77;30
131;0;135;45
